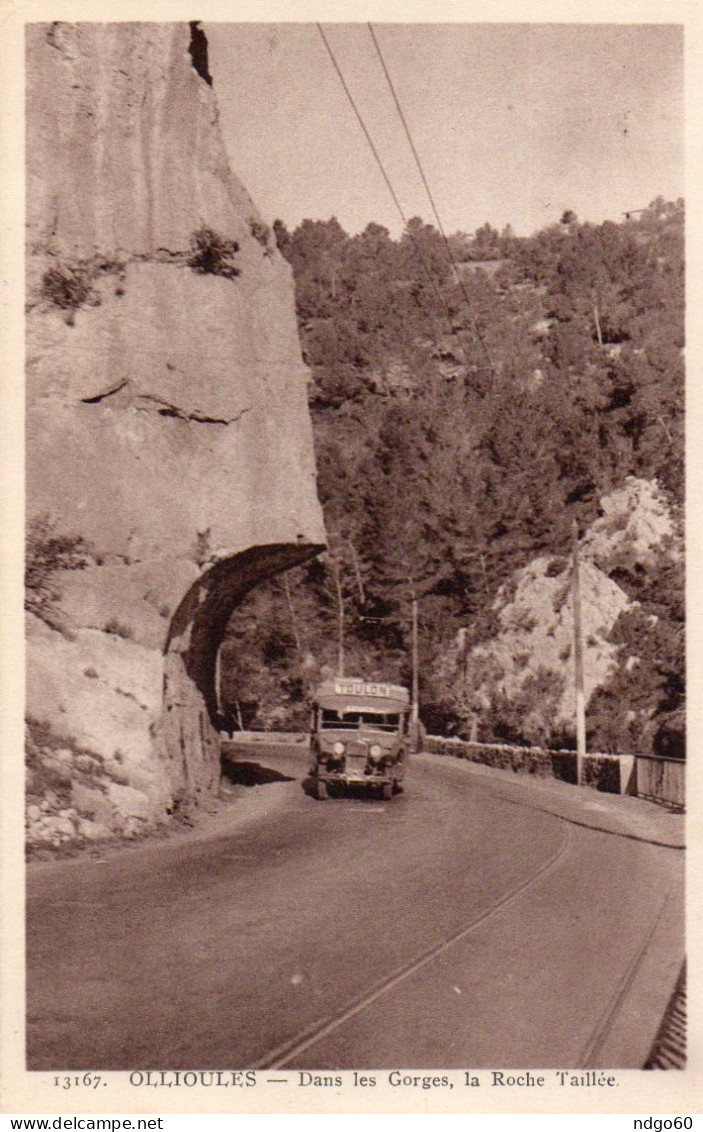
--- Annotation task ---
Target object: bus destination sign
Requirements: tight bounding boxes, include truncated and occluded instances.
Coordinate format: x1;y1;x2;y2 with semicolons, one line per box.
333;680;406;700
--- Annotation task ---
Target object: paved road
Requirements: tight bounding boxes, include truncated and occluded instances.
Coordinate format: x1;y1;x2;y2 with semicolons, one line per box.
26;748;683;1070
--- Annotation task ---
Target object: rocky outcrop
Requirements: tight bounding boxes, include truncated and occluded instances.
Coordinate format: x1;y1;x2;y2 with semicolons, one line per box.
25;22;325;839
467;554;630;732
438;478;681;748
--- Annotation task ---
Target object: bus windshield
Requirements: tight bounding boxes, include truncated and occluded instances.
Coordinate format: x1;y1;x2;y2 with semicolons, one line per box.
320;709;401;733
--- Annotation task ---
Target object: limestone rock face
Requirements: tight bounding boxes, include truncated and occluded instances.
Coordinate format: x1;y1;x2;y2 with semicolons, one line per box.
25;23;325;835
581;477;679;570
439;478;680;747
466;555;630;739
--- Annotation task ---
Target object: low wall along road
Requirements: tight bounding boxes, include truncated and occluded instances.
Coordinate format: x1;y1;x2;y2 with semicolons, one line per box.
425;735;685;810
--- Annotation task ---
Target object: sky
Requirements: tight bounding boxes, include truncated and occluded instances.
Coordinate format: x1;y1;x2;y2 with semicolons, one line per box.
206;22;683;239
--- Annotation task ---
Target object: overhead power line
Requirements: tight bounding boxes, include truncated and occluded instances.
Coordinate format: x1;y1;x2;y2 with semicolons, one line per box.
367;24;448;250
317;25;410;256
316;23;479;382
367;23;495;379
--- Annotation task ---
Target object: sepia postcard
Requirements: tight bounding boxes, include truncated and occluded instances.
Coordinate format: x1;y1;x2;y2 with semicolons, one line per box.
1;0;700;1120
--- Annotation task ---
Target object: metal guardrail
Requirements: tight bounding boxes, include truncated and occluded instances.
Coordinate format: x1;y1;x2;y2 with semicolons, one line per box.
635;755;685;810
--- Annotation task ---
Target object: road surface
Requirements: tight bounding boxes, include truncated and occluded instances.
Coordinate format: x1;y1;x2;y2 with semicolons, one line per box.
26;746;683;1069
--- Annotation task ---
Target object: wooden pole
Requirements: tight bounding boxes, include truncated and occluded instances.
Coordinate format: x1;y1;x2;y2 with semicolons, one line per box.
411;595;419;729
336;567;345;678
572;520;587;783
282;572;303;656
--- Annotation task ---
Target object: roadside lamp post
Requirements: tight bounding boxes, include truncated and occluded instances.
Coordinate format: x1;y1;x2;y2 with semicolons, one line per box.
572;520;587;784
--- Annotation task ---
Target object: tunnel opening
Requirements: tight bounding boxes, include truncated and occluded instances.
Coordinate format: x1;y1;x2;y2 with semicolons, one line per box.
159;542;322;806
216;565;317;736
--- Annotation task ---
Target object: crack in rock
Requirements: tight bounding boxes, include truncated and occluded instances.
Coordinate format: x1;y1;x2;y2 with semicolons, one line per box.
80;383;249;425
135;395;250;425
81;378;130;404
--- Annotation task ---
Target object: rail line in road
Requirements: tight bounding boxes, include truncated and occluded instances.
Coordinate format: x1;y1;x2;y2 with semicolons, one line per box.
579;889;675;1066
252;821;573;1069
255;829;680;1071
26;748;683;1071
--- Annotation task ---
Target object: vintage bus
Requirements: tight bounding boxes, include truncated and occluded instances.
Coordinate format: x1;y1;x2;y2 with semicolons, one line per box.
310;679;411;800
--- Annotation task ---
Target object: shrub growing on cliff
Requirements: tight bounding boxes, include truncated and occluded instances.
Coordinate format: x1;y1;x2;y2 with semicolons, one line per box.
25;515;92;629
188;227;240;279
191;528;212;569
41;262;97;311
103;618;134;640
40;256;127;321
249;217;274;257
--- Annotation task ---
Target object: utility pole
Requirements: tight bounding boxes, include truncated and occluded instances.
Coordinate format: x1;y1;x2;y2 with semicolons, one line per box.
337;583;345;678
572;520;586;784
411;594;419;730
215;645;222;715
330;558;344;678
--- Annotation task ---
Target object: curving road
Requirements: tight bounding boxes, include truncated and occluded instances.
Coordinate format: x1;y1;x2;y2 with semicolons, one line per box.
26;747;683;1070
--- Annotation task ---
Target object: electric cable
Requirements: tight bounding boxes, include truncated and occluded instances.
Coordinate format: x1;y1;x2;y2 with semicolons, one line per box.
316;23;478;383
367;23;495;379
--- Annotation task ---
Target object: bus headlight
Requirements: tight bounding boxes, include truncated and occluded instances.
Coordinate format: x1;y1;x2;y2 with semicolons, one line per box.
370;744;382;759
333;741;345;756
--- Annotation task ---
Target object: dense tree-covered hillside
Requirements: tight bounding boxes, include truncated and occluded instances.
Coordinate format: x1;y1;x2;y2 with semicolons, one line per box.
221;198;684;751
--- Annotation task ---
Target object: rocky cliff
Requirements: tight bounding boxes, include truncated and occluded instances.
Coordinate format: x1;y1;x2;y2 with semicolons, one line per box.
25;22;325;846
437;478;682;752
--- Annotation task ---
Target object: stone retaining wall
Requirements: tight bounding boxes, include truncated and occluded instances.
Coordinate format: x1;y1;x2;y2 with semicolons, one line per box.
425;735;631;794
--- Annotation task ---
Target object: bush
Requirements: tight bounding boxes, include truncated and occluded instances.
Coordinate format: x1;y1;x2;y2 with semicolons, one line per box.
25;718;110;840
191;528;212;569
584;755;622;792
249;217;274;256
25;716;98;782
25;515;92;628
39;256;127;322
426;736;554;777
545;557;566;578
482;667;564;748
426;735;624;793
41;263;97;310
188;227;240;278
104;618;134;640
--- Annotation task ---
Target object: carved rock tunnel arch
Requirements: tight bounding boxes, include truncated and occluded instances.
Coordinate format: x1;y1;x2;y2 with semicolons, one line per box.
160;542;323;804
